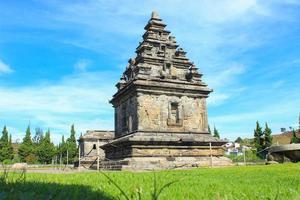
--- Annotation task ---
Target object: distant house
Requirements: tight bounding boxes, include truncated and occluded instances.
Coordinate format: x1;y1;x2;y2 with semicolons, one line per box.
223;142;251;156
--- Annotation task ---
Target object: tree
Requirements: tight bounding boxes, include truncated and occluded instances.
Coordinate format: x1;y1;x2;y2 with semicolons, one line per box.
253;121;263;151
33;127;44;145
213;126;220;139
36;129;55;164
18;125;35;163
263;123;272;148
0;126;14;162
8;134;12;145
58;135;66;164
290;129;300;144
65;124;78;164
208;125;211;134
0;126;9;143
253;121;265;158
235;137;243;143
32;128;44;158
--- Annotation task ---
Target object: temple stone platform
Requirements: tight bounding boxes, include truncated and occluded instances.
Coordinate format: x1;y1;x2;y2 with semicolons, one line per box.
98;157;231;171
100;132;232;170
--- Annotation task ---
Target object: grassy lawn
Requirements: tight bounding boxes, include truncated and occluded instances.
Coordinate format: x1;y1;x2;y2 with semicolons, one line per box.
1;163;300;200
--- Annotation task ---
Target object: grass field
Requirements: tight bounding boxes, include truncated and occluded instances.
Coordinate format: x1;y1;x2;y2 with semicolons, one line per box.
1;163;300;200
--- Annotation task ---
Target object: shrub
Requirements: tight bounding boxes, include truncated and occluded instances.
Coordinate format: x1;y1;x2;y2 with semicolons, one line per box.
226;149;264;163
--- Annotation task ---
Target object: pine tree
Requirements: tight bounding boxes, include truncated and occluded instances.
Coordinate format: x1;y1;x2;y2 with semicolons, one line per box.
36;129;55;164
18;125;35;163
213;125;220;139
8;134;14;159
253;121;265;158
0;126;14;162
8;133;13;158
263;123;272;148
8;134;12;145
70;124;76;141
32;128;44;159
66;124;78;163
235;137;243;143
33;127;44;145
0;126;9;143
58;135;66;164
208;125;211;134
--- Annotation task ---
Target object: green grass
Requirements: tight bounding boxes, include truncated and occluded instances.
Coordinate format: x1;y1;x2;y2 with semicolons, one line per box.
1;163;300;200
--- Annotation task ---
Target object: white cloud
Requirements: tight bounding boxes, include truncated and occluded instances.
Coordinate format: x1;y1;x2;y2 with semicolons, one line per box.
1;0;299;142
0;71;117;144
0;59;13;74
74;59;91;72
205;63;246;106
32;0;275;55
206;63;246;89
272;80;285;89
207;93;229;106
291;59;300;66
209;97;300;140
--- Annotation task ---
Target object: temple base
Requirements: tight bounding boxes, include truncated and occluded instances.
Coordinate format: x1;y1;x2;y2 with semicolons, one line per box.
100;132;232;171
98;156;232;171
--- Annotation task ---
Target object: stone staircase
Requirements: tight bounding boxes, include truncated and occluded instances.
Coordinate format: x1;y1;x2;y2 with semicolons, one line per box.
90;160;129;171
78;155;130;170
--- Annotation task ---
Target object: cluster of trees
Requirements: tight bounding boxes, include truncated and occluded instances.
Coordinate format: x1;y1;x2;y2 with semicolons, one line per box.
208;125;220;139
253;121;272;158
232;122;273;159
0;124;78;164
290;113;300;143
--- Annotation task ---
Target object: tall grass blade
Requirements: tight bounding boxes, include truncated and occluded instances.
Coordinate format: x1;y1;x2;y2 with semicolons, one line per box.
100;171;130;200
154;179;179;200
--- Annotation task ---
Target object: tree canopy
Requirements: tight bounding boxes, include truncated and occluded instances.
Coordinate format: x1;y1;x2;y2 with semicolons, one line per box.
0;126;14;162
263;123;273;148
213;126;220;139
18;125;35;163
253;121;273;158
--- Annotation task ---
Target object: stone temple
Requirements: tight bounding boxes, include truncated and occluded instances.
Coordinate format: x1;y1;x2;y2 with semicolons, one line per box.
79;11;231;170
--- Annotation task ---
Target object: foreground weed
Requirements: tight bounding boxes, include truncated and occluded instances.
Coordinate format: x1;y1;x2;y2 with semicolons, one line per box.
0;164;9;184
101;172;130;200
0;164;27;193
151;172;178;200
100;171;178;200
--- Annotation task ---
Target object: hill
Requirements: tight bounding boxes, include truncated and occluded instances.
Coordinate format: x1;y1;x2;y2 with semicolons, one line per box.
272;130;300;144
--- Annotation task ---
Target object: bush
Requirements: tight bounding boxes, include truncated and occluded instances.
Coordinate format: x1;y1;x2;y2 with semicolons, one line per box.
12;156;21;164
25;154;38;164
2;159;13;165
226;149;264;163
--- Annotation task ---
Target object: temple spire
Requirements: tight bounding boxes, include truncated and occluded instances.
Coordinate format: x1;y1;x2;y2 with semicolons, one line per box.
151;11;160;19
115;11;206;90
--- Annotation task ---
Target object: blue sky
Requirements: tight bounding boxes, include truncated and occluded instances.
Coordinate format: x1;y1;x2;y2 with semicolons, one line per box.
0;0;299;143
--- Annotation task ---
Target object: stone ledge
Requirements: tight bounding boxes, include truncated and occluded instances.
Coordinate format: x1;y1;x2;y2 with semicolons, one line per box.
98;156;232;171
